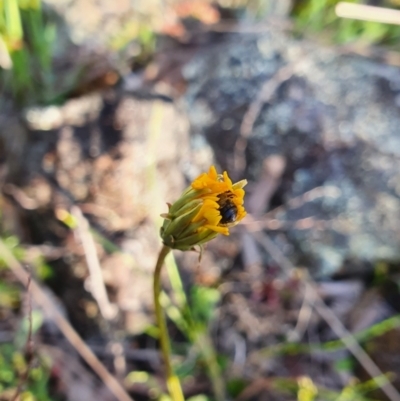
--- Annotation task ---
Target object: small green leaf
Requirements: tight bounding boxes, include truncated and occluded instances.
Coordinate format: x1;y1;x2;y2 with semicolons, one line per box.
334;357;355;372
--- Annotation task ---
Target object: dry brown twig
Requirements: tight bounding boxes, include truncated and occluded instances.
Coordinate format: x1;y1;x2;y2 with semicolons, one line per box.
243;185;342;232
335;3;400;67
0;239;135;401
241;155;286;278
286;282;314;343
71;206;128;379
250;230;400;401
336;2;400;25
234;64;295;177
71;205;117;321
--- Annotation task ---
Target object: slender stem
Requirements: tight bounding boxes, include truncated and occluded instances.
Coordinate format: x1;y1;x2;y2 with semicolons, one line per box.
194;330;225;401
153;245;185;401
164;251;225;401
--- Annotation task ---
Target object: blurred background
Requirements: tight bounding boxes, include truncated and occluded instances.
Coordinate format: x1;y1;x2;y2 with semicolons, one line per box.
2;0;400;400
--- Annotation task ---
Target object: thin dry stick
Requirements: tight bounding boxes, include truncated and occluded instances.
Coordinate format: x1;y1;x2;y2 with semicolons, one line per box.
287;282;314;342
72;206;128;379
209;19;293;33
336;2;400;25
0;239;135;401
234;64;294;176
243;186;341;232
251;231;400;401
71;206;117;321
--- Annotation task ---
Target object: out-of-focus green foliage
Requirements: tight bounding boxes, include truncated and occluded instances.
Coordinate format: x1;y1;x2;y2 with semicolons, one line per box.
226;377;248;398
110;22;156;70
0;0;80;106
0;234;52;280
0;281;20;308
190;285;220;327
292;0;400;46
258;314;400;357
0;228;52;400
272;375;384;401
0;344;53;401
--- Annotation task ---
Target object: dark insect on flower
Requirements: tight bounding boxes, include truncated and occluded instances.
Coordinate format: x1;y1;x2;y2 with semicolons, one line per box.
218;192;238;225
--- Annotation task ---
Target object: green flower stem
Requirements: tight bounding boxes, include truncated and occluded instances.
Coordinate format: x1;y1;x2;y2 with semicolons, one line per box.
164;253;225;401
154;245;185;401
193;330;225;401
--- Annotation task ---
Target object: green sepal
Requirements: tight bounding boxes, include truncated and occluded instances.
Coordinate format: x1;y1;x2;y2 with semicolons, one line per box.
162;234;175;249
169;188;211;215
173;228;215;250
160;216;170;235
170;199;202;218
196;231;218;245
232;179;247;190
161;203;202;240
178;219;205;239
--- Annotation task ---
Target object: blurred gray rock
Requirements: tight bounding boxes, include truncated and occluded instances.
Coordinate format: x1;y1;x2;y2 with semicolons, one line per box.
183;30;400;276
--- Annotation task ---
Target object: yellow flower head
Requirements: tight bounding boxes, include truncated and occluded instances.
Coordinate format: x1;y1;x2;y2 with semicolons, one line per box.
160;166;247;250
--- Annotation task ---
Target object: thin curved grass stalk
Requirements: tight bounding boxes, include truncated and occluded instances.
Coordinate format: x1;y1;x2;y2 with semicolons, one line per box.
164;253;225;401
153;245;185;401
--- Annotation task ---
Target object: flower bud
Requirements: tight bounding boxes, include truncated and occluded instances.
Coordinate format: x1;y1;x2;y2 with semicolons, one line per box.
160;166;247;251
